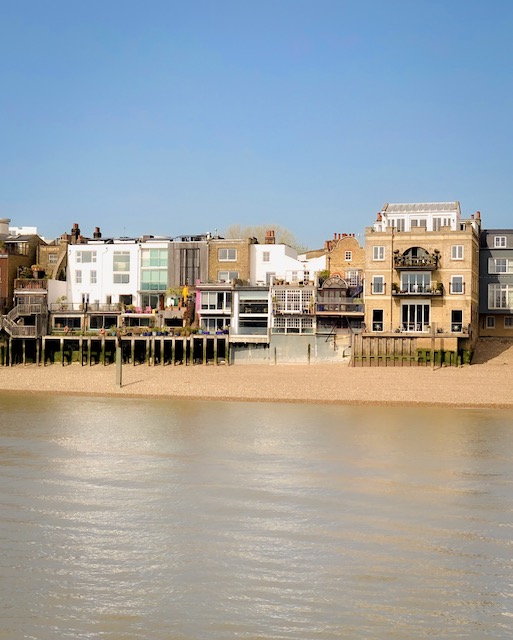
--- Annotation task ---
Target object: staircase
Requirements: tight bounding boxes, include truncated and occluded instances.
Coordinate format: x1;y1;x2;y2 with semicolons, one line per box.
472;337;513;365
1;304;47;337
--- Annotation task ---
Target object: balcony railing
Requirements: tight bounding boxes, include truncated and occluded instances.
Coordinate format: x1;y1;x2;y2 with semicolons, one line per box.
394;255;439;270
315;302;364;313
392;285;443;296
50;303;122;312
14;279;48;290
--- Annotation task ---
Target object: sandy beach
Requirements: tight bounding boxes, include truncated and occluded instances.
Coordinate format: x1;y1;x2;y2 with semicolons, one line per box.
0;360;512;409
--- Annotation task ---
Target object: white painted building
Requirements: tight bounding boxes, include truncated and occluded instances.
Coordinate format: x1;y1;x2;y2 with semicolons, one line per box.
67;238;141;309
250;243;326;286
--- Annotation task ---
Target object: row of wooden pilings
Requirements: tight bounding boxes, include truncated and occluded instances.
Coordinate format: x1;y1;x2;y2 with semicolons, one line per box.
350;334;465;367
0;335;230;367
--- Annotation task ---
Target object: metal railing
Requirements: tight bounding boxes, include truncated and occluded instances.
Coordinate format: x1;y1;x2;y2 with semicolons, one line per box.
315;302;364;313
49;303;122;312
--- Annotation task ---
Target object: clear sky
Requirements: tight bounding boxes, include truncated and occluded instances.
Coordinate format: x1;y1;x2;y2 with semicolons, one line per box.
1;0;512;247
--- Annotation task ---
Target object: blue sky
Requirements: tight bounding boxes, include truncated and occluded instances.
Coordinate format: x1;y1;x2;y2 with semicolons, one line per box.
1;0;512;247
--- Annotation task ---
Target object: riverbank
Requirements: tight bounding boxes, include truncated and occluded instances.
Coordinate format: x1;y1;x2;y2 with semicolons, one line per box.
1;361;513;408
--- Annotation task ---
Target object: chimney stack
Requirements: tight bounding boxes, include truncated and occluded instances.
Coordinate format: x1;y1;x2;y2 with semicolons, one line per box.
93;226;102;239
265;229;275;245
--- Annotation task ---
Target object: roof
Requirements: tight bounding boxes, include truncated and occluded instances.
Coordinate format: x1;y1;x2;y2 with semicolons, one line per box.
383;202;460;214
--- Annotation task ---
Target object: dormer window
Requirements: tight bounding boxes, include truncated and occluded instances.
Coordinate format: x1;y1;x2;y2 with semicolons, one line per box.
494;236;507;248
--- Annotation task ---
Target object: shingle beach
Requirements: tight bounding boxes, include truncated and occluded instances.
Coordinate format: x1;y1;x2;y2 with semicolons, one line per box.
1;361;512;409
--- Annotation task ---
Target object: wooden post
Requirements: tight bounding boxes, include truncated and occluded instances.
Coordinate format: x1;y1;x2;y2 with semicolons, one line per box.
60;337;65;366
171;336;176;366
115;331;122;387
214;336;218;366
203;336;207;365
22;338;26;366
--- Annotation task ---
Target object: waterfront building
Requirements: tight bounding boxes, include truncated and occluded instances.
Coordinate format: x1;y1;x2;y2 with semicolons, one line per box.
479;229;513;336
359;202;481;363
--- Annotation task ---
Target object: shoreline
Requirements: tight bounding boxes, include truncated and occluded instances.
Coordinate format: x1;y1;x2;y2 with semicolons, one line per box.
1;362;513;410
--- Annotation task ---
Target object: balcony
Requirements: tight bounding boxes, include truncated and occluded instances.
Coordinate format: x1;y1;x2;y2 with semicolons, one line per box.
315;302;364;314
392;285;443;297
394;254;439;271
14;279;48;291
49;303;122;313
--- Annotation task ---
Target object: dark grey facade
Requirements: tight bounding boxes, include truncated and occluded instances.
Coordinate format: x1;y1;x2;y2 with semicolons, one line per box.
479;229;513;336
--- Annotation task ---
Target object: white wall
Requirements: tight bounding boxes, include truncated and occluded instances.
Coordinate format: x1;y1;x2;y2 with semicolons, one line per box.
250;244;326;285
67;241;140;305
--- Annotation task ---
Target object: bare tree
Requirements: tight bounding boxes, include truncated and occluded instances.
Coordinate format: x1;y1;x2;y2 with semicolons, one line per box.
223;224;308;253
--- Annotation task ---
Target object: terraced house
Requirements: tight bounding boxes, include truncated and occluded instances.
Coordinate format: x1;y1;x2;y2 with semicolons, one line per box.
479;229;513;336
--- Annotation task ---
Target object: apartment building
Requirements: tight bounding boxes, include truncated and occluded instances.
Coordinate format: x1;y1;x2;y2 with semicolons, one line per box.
364;202;480;344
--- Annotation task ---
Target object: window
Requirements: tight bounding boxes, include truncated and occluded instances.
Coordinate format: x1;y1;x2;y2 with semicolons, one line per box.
201;291;232;312
391;218;405;232
345;251;352;261
451;310;463;332
141;270;167;290
450;276;464;294
505;316;513;328
141;248;168;267
75;270;82;284
401;303;430;332
273;289;313;314
48;253;58;264
373;246;385;261
180;248;199;285
218;270;239;282
451;245;464;260
371;275;385;294
263;251;270;262
488;258;513;274
76;251;97;263
494;236;507;248
90;270;97;284
372;309;383;332
346;270;361;286
488;284;513;309
486;316;495;329
218;248;237;261
113;251;130;284
400;272;431;293
272;316;313;334
411;218;427;228
433;217;451;231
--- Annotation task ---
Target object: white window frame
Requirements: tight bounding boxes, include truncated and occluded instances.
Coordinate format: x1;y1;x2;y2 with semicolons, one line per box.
373;246;385;261
76;251;97;263
486;316;495;329
372;275;385;294
262;251;270;263
494;236;507;248
90;270;97;284
450;275;464;294
218;248;237;261
488;257;513;274
75;270;82;284
505;316;513;328
451;245;464;260
218;270;239;282
488;284;513;309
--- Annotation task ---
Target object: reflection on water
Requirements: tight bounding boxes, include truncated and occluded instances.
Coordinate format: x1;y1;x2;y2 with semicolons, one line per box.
1;394;513;639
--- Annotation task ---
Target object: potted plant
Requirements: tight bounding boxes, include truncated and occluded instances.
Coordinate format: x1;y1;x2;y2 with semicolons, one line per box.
31;264;45;278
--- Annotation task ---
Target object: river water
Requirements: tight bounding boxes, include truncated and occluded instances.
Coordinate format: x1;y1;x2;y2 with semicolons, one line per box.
1;394;512;639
